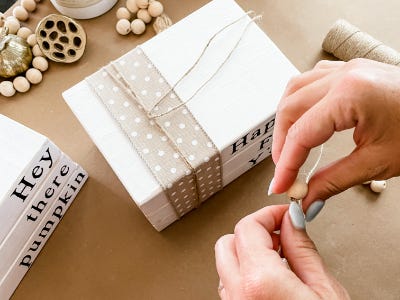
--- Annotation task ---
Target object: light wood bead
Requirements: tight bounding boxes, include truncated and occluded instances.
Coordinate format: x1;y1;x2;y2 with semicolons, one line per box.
0;81;16;97
32;44;43;57
286;179;308;200
370;180;387;193
26;68;43;84
27;33;37;46
17;27;32;40
131;18;146;35
21;0;37;12
116;19;131;35
136;0;149;9
32;56;48;72
148;1;163;17
12;6;29;22
116;7;131;20
362;181;371;185
13;76;30;93
126;0;139;13
137;9;152;23
4;18;20;34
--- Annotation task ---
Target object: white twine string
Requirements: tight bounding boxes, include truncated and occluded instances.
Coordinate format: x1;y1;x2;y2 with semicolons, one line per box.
306;144;324;183
146;11;262;119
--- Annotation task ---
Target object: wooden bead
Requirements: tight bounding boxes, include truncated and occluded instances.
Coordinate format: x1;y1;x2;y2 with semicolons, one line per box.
13;6;29;22
17;27;32;40
131;19;146;35
362;181;371;185
4;18;20;34
126;0;139;13
148;1;163;17
21;0;37;12
116;7;131;20
32;44;43;57
137;9;152;23
370;180;387;193
32;56;48;72
116;19;131;35
26;68;43;84
286;179;308;200
136;0;149;9
0;81;16;97
27;33;37;46
13;76;30;93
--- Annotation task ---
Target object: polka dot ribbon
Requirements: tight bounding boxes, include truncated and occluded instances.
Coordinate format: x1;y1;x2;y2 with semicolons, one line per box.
86;47;223;218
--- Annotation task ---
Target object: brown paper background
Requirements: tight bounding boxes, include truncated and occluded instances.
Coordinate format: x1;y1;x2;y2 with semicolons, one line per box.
1;1;400;299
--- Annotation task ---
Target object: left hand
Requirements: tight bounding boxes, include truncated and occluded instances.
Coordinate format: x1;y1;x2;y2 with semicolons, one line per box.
215;205;349;300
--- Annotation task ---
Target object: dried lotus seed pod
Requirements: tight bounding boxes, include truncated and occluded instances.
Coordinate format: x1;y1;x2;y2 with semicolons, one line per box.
35;14;86;63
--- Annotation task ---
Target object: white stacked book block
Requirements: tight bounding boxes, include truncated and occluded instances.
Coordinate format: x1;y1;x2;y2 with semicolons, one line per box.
64;0;298;231
0;114;88;299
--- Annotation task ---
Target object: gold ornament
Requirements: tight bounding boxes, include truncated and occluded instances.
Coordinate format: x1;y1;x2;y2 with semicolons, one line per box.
0;27;33;78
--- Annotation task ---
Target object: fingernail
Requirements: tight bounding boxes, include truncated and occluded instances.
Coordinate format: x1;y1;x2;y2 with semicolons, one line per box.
289;201;305;230
267;177;275;196
305;200;325;222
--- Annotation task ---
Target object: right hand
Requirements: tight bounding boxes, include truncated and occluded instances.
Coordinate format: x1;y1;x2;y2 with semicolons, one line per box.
271;58;400;209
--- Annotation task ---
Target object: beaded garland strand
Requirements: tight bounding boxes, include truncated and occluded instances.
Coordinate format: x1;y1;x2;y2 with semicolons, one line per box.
115;0;167;36
0;0;49;98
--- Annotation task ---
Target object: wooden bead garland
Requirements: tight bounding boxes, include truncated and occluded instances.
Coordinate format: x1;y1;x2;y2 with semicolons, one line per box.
0;1;49;98
115;0;170;36
286;179;309;200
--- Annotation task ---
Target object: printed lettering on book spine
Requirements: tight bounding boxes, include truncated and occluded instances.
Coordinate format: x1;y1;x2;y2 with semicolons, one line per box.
0;167;88;300
0;142;61;245
0;155;77;279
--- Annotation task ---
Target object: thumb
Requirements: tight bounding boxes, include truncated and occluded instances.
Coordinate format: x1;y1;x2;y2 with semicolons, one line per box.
281;202;335;294
303;146;383;210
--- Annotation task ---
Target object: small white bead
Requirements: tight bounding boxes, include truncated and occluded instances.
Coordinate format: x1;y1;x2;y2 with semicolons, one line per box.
116;19;131;35
21;0;37;12
13;6;29;22
370;180;387;193
126;0;139;13
137;8;152;23
116;7;131;19
286;179;308;200
0;81;16;97
32;56;48;72
17;27;32;39
131;19;146;35
26;33;37;46
4;18;20;34
136;0;149;9
26;68;43;84
13;76;30;93
148;1;163;17
32;44;43;57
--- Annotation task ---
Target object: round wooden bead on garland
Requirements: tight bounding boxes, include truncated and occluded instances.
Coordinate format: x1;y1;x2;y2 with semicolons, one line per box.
32;56;48;72
26;68;42;84
286;179;309;200
13;6;29;22
21;0;37;12
0;81;16;97
115;0;170;36
13;76;30;93
4;17;20;34
131;19;146;35
116;19;131;35
369;180;387;193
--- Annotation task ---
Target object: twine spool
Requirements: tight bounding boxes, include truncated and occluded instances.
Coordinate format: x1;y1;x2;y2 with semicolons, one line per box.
153;13;173;34
322;19;400;66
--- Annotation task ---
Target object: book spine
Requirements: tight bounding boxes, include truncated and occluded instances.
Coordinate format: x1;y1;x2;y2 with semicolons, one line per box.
0;166;88;300
0;154;77;278
0;141;61;245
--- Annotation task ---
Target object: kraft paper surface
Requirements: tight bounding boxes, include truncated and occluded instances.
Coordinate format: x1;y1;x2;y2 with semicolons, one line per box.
1;1;400;299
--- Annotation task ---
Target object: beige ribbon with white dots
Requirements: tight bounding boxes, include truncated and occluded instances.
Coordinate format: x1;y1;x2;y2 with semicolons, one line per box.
86;47;223;218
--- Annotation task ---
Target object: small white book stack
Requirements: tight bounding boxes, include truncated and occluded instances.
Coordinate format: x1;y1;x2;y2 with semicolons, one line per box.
0;114;88;299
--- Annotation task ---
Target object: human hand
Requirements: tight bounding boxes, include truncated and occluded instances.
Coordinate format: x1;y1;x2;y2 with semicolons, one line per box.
271;58;400;213
215;204;349;300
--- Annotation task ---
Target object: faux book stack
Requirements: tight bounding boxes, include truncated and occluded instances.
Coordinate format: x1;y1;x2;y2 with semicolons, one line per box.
0;115;88;299
64;0;298;231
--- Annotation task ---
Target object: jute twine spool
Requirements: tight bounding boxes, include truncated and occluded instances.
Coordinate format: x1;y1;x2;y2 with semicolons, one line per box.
322;19;400;66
